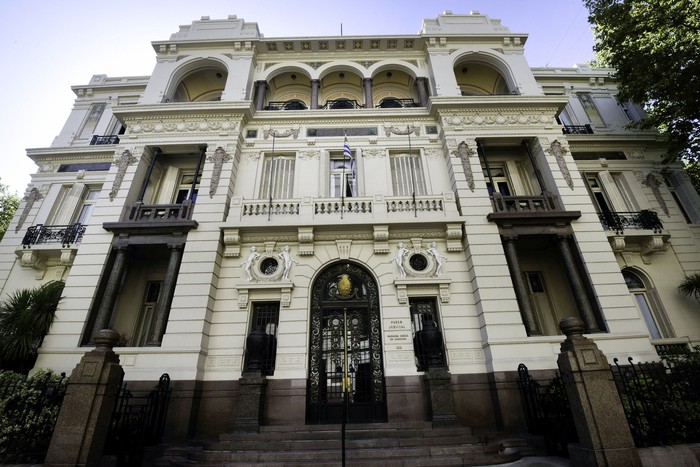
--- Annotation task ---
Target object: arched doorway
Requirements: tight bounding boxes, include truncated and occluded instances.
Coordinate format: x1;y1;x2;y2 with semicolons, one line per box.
306;262;387;424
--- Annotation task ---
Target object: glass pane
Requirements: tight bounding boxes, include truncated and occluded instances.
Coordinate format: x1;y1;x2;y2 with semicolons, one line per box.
635;293;661;339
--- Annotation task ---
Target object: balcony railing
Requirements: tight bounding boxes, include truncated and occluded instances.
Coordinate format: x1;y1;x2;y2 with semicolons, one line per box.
562;124;594;135
377;98;419;108
319;99;364;110
598;210;664;234
126;200;193;222
315;199;372;214
263;101;308;111
90;135;121;145
491;193;559;214
21;223;86;248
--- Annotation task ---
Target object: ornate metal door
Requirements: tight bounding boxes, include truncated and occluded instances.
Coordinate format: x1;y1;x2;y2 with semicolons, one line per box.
306;263;387;424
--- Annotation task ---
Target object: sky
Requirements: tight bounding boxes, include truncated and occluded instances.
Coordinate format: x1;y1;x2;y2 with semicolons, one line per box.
0;0;595;195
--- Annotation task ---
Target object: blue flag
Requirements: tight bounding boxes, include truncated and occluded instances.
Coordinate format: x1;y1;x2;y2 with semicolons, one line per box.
343;137;355;177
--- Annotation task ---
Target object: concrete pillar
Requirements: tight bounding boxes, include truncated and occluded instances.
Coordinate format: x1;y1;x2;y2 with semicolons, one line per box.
363;78;373;108
254;80;268;110
556;236;599;332
557;317;641;466
415;77;428;107
310;79;320;109
91;245;128;339
45;329;124;466
502;236;540;335
233;371;267;432
423;367;458;427
147;243;184;346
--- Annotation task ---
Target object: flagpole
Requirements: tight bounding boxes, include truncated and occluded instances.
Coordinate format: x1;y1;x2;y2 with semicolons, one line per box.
341;133;346;220
268;133;276;221
407;126;417;217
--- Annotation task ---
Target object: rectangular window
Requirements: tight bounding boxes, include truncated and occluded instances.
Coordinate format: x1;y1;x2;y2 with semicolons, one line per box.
329;152;356;197
577;93;605;127
75;188;100;224
390;151;426;196
174;173;200;204
134;281;162;347
78;103;106;140
483;166;512;196
260;155;295;199
409;297;446;371
244;302;280;376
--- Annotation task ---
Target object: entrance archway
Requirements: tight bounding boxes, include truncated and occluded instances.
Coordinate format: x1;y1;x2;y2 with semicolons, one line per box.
306;262;387;424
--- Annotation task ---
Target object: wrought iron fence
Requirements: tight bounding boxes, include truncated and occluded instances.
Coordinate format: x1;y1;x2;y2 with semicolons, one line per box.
517;364;577;456
104;373;171;466
561;124;594;134
612;355;700;447
21;223;86;248
90;135;121;145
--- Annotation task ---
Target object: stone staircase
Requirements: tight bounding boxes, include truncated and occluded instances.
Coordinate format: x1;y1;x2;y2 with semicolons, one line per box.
153;422;537;466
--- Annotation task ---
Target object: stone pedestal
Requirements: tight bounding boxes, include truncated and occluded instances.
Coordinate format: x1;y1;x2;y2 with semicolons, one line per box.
233;371;267;432
556;317;641;467
423;367;459;427
45;329;125;466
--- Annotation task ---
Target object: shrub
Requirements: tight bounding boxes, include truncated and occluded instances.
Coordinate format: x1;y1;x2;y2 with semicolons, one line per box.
0;369;68;463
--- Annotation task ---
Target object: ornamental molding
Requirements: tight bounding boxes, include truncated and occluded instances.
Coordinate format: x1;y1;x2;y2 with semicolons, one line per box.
383;123;420;137
450;141;476;192
545;140;574;190
206;146;232;198
263;125;300;139
15;188;43;232
299;150;320;160
129;118;240;134
642;172;669;216
362;149;385;158
442;112;553;129
109;149;138;201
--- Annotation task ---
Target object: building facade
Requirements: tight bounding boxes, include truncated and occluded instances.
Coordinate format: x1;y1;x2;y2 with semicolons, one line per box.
1;11;699;438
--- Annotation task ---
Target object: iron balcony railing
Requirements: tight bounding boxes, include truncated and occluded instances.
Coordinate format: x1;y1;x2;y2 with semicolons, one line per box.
89;134;121;145
377;98;419;108
562;124;594;135
319;99;364;110
21;223;86;248
598;210;664;234
263;100;308;111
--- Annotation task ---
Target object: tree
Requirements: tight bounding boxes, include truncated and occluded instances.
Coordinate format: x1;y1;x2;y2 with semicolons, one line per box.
0;178;20;241
684;160;700;194
678;273;700;303
0;281;64;374
584;0;700;162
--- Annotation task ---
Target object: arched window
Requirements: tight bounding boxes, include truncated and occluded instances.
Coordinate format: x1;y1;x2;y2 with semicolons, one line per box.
622;269;674;339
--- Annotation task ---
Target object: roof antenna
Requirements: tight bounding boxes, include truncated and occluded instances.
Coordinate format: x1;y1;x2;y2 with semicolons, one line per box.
341;23;343;36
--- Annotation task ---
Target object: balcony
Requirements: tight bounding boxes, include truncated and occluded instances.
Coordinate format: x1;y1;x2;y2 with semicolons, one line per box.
102;200;198;235
231;193;459;227
319;99;364;110
486;192;582;233
598;210;663;234
598;210;669;258
263;100;307;111
89;134;121;145
21;223;86;248
562;124;594;135
376;98;419;108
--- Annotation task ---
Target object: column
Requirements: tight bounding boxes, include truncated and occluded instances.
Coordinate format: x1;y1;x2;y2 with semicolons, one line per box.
557;236;599;333
363;78;373;108
91;245;128;339
311;79;320;109
254;80;268;111
557;317;641;466
502;236;540;335
147;243;184;346
415;77;428;107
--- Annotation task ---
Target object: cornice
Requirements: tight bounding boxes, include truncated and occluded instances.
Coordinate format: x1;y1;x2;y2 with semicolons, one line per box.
26;146;118;162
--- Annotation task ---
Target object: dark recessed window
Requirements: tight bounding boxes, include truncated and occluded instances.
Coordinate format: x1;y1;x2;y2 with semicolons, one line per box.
57;163;112;172
260;258;279;275
409;253;428;271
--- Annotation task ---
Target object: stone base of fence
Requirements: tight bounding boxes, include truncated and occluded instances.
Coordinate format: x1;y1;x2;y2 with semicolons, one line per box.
44;329;124;466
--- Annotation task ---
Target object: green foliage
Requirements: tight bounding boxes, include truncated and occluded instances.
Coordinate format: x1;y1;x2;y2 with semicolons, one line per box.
0;178;20;242
678;273;700;302
0;282;64;373
0;369;68;463
684;160;700;194
584;0;700;162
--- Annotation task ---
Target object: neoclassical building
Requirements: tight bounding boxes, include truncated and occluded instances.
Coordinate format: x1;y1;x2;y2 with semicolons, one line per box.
1;11;699;438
